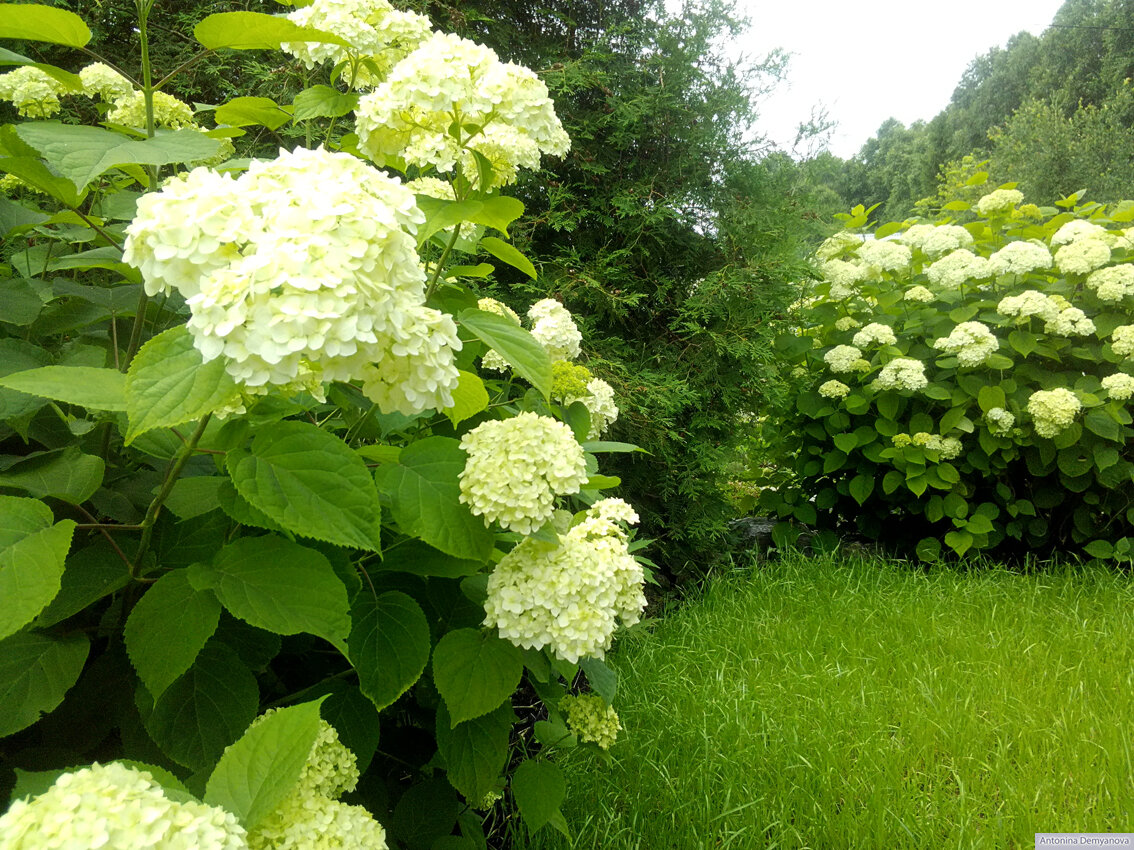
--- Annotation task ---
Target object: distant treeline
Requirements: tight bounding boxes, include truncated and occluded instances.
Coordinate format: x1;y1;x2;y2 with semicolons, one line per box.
824;0;1134;217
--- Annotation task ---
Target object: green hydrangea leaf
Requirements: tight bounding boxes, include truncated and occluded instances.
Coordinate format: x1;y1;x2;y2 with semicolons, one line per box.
0;514;74;640
433;629;523;726
0;447;103;504
194;12;349;50
458;308;551;398
435;702;512;803
227;420;382;551
125;570;221;700
348;591;430;711
0;4;91;47
0;630;89;738
0;365;125;411
205;698;325;830
444;370;489;427
511;759;566;834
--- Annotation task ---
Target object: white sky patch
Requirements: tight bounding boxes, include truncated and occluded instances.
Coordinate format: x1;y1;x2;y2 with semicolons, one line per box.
725;0;1066;158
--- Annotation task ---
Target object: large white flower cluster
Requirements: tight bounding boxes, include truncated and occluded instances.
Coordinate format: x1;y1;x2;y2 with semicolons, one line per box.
1086;265;1134;302
560;694;621;750
579;378;619;439
79;63;133;101
282;0;433;87
1102;373;1134;401
986;407;1016;434
997;290;1060;323
1027;388;1081;437
872;358;927;392
1043;297;1095;337
483;498;646;662
975;188;1024;217
903;285;934;303
355;32;569;187
818;379;850;399
108;90;196;129
528;299;583;361
900;224;974;257
477;297;522;372
820;259;867;299
926;248;990;288
550;362;617;437
815;231;862;260
851;322;896;348
856;239;911;272
834;316;862;331
0;762;247;850
1112;325;1134;357
932;321;999;367
0;66;71;117
1055;238;1112;275
458;412;588;534
823;344;863;374
123;147;461;414
988;241;1052;276
1051;220;1108;245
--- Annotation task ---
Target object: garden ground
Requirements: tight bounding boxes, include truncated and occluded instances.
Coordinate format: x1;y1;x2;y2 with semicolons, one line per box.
520;552;1134;849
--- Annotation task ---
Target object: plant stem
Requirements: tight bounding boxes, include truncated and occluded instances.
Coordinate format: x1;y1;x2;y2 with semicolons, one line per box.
130;414;211;579
425;226;462;301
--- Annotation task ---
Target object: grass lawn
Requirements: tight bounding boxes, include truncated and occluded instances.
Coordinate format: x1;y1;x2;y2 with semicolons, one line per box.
518;552;1134;849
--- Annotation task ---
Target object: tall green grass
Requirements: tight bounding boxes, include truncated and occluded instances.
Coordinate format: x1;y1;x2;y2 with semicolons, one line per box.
520;553;1134;849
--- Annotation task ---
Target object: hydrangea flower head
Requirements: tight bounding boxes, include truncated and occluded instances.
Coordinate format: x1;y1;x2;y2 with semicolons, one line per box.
1027;388;1081;437
815;231;862;260
0;762;247;850
986;407;1016;434
900;224;974;257
926;249;991;288
1101;373;1134;401
245;709;359;800
0;66;71;117
247;791;387;850
988;241;1052;276
1051;220;1108;246
823;344;863;374
857;239;911;272
483;504;645;661
932;321;998;366
79;62;133;101
282;0;433;88
834;316;862;331
1086;264;1134;302
109;91;196;129
123;147;461;414
1044;303;1095;337
459;412;588;534
355;32;569;186
818;379;849;399
1112;325;1134;357
528;299;582;362
820;259;867;298
852;322;897;348
561;694;621;750
903;285;934;303
872;358;927;392
997;290;1060;323
1055;239;1111;275
975;188;1024;217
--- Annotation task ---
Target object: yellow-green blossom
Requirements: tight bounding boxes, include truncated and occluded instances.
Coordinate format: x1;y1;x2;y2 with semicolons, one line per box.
987;240;1052;276
823;344;863;374
528;299;582;362
1101;373;1134;401
1027;388;1081;437
1112;325;1134;357
975;188;1024;217
932;321;998;367
561;694;621;750
1086;264;1134;302
986;407;1015;434
851;322;896;348
872;358;927;392
926;248;990;288
900;223;974;257
818;380;849;399
0;66;70;117
1054;239;1111;275
109;90;196;129
903;285;934;303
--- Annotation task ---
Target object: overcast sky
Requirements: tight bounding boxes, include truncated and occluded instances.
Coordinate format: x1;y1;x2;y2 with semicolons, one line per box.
730;0;1068;158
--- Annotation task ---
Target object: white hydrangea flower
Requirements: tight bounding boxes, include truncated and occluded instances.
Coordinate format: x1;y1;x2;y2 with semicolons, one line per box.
926;248;991;288
872;358;927;392
528;299;582;362
907;433;961;458
1027;388;1081;437
1102;373;1134;401
581;378;618;439
476;297;521;372
986;407;1015;434
244;710;359;800
823;344;863;374
247;791;387;850
1051;220;1107;246
1055;239;1112;275
0;762;247;850
903;285;934;303
1086;264;1134;302
587;497;639;526
834;316;862;331
900;223;974;257
79;62;133;100
975;188;1024;217
1044;304;1095;337
561;694;621;750
938;436;963;460
820;259;867;299
1112;325;1134;357
815;231;862;260
818;379;850;399
108;90;196;129
997;290;1060;323
0;66;70;117
123;147;460;414
851;322;897;348
282;0;433;88
988;241;1053;276
459;412;588;534
483;508;645;662
932;321;999;367
857;239;911;272
355;32;569;187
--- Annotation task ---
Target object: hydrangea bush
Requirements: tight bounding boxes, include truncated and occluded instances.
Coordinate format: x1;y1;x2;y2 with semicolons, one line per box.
0;2;641;844
761;180;1134;563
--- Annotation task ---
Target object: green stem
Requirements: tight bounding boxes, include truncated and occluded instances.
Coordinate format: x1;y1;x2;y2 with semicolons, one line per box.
154;49;215;91
425;226;462;301
130;414;212;579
